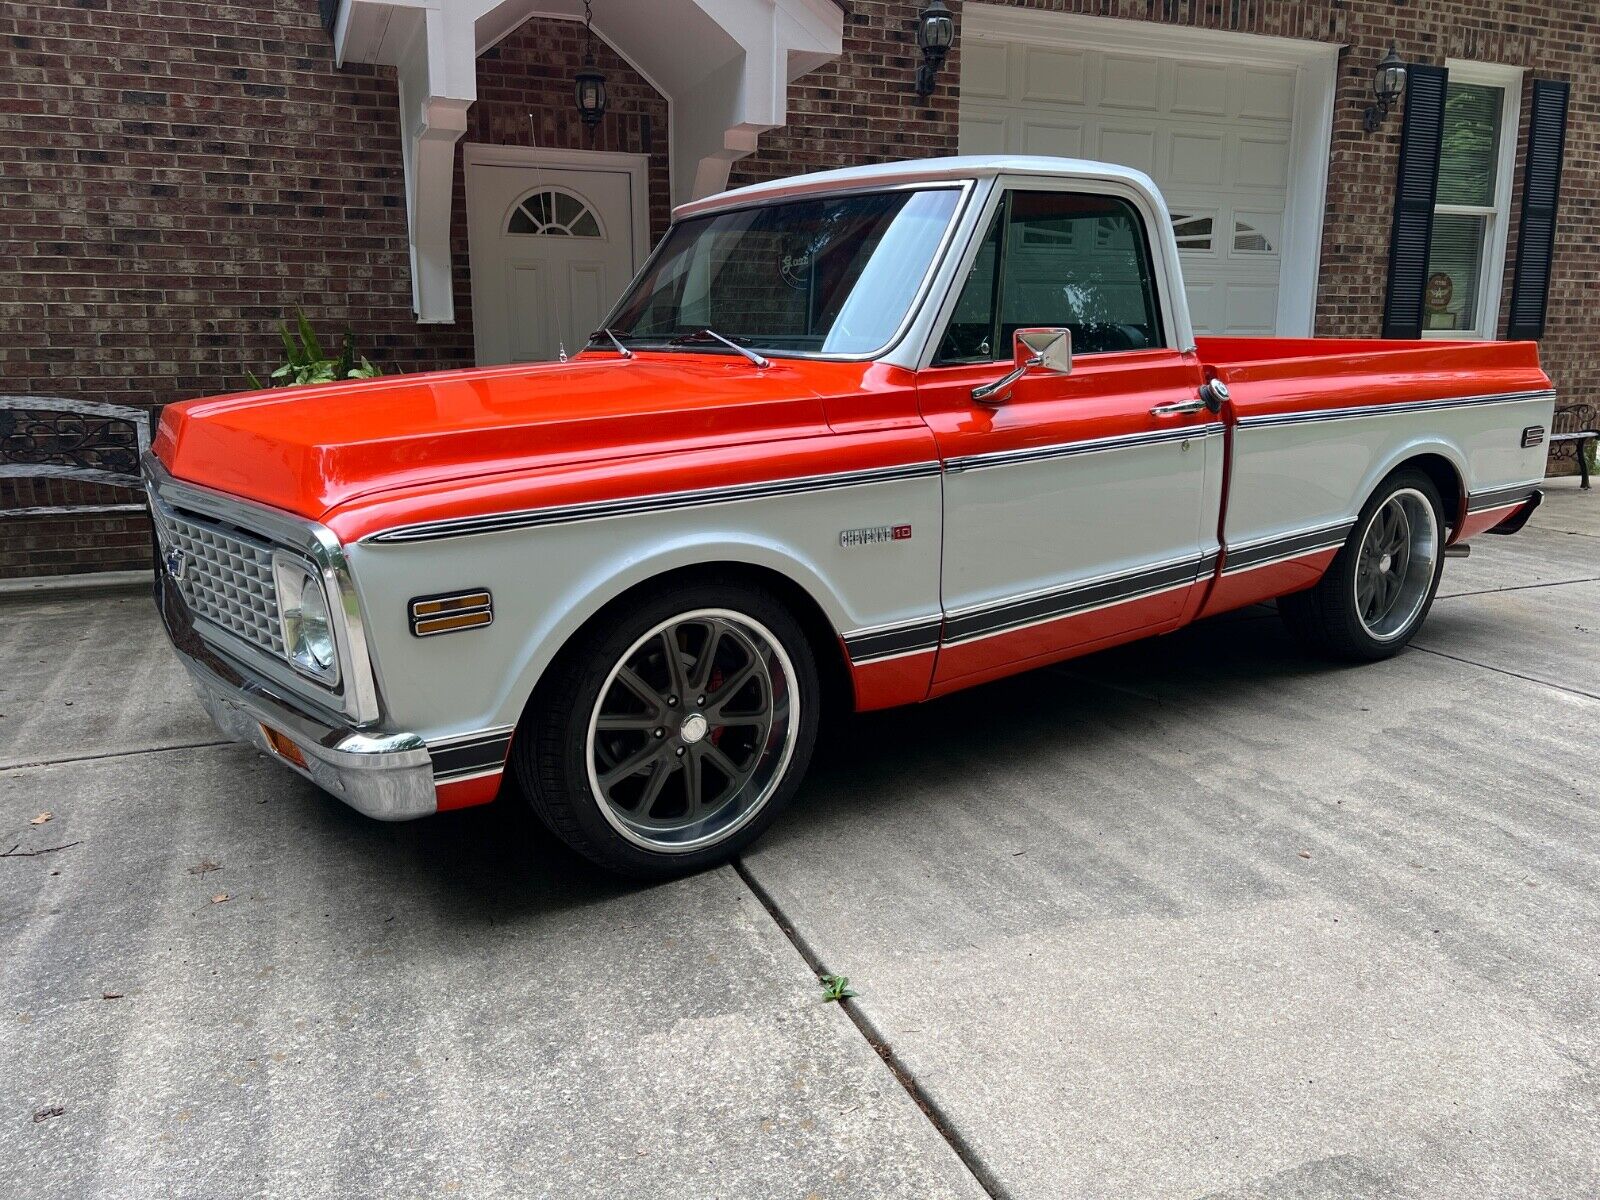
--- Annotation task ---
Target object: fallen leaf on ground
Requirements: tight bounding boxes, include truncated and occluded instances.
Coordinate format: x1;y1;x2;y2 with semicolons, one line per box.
101;992;124;1000
188;860;221;875
32;1105;65;1123
30;813;52;825
210;892;231;904
1297;850;1312;859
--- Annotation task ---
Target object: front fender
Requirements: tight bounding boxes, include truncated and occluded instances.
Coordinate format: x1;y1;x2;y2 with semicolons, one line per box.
344;472;942;742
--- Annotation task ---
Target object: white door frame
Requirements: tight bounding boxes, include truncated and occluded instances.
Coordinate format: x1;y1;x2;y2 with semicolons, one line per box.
961;4;1342;338
462;143;652;362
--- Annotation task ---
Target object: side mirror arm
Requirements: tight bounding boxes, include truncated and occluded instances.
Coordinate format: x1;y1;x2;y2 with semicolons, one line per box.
971;354;1040;404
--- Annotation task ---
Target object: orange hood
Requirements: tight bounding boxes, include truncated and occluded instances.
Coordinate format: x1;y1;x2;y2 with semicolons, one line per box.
154;353;837;520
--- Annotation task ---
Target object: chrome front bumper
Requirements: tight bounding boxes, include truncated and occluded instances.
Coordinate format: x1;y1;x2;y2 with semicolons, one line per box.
157;576;438;821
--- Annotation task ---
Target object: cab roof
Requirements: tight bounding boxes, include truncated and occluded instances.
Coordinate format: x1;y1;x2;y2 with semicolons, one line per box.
672;155;1164;221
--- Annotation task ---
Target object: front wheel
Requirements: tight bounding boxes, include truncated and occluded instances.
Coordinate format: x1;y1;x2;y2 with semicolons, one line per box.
1278;468;1446;661
513;580;819;877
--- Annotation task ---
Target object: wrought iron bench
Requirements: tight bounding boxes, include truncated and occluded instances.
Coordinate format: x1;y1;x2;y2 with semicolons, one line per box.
1;395;152;517
1550;402;1597;490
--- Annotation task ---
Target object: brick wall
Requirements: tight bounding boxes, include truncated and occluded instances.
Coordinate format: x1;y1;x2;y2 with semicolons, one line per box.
0;3;667;577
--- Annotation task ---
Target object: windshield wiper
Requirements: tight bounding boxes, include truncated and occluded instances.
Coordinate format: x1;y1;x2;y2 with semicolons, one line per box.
591;327;634;359
669;328;771;369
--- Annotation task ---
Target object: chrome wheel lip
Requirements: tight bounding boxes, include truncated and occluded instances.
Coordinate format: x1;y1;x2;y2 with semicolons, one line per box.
1353;487;1439;642
585;608;801;855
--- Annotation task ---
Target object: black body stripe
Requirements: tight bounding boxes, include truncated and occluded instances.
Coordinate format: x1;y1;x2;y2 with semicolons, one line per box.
843;619;943;663
430;732;513;780
1236;389;1555;430
1222;522;1354;573
944;557;1202;645
1467;483;1541;513
366;461;941;544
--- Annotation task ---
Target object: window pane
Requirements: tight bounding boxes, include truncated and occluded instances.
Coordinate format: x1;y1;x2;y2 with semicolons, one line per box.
935;209;1001;363
1424;213;1486;332
1438;83;1502;207
998;192;1161;354
606;188;960;355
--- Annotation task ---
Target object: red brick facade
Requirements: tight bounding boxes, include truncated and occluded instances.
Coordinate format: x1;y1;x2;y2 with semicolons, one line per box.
1;0;1594;576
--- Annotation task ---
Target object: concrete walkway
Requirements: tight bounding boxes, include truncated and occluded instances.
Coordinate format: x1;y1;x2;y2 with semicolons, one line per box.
3;479;1596;1198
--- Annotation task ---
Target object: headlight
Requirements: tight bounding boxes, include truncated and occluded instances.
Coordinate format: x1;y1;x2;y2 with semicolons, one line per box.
272;553;340;685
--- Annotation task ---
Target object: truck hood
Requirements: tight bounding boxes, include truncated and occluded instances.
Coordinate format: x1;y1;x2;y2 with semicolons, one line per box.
154;354;835;520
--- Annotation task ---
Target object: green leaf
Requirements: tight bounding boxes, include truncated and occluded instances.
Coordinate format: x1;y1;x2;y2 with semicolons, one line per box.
294;307;324;362
819;973;857;1002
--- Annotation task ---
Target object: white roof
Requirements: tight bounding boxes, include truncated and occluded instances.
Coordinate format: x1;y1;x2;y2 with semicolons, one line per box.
673;155;1163;220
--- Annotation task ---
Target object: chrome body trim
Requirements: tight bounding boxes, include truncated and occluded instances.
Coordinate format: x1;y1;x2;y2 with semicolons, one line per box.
1234;388;1557;430
841;614;944;663
362;461;944;545
944;423;1223;474
144;452;383;725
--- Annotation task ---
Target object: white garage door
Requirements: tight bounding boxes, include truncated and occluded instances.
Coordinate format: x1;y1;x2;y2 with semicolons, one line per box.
960;38;1296;336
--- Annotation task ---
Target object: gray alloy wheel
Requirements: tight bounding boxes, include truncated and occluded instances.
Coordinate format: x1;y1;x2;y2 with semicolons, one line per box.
1277;467;1447;662
1352;487;1439;642
584;608;801;853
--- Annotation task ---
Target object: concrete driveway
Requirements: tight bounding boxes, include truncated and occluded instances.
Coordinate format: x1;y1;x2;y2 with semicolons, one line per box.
3;479;1596;1199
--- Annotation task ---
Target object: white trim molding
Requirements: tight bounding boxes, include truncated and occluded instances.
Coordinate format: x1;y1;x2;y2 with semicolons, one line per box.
960;5;1341;338
1424;60;1524;341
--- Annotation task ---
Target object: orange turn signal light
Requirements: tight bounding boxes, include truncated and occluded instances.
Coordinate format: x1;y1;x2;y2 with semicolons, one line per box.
409;589;493;637
261;724;308;769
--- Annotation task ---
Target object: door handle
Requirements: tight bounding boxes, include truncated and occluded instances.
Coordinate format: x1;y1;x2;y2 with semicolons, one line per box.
1150;399;1208;417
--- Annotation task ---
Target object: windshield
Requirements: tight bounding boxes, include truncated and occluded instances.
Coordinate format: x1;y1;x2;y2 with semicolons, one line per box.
602;187;962;357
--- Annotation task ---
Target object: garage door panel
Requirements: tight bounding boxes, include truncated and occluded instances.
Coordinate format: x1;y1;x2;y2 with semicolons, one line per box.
961;106;1011;155
1238;68;1296;120
1169;132;1226;187
963;41;1011;99
1021;119;1085;157
1171;63;1230;116
1236;136;1290;189
1098;126;1157;174
1022;47;1088;104
1100;55;1160;110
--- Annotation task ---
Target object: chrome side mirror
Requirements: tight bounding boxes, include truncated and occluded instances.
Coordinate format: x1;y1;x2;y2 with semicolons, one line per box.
971;328;1072;404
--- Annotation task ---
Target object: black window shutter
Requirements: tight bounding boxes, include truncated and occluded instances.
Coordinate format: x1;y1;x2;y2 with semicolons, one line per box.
1505;80;1571;340
1381;64;1449;339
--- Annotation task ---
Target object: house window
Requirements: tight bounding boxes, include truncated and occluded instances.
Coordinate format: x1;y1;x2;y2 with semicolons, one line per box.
508;188;603;238
1424;64;1522;338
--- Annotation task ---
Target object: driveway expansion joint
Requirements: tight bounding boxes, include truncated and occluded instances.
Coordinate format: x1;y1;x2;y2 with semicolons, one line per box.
732;857;1007;1200
0;738;232;773
1409;644;1600;703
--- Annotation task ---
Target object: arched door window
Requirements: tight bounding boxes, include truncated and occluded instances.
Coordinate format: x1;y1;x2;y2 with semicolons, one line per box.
507;188;603;238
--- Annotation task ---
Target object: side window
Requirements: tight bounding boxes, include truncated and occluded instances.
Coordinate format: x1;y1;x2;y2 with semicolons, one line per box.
935;191;1163;364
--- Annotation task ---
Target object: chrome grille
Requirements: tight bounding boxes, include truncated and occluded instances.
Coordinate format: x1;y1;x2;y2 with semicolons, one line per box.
153;503;281;657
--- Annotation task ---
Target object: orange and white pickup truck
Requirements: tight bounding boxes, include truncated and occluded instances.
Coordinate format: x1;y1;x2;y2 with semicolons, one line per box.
146;156;1554;875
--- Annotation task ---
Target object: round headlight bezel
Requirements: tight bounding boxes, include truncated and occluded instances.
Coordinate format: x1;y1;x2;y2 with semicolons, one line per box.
271;552;342;687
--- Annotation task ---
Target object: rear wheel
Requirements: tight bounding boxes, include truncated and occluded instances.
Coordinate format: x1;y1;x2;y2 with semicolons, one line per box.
514;580;819;877
1278;468;1446;661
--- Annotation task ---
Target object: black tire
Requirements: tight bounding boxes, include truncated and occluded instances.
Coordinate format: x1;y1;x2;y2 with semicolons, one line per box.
1278;468;1447;662
512;578;820;878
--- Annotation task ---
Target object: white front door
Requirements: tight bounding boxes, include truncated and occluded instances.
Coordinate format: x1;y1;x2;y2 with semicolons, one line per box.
465;153;643;364
959;36;1296;336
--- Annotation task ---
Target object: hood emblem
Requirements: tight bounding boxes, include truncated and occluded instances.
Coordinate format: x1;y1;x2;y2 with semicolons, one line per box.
163;546;188;583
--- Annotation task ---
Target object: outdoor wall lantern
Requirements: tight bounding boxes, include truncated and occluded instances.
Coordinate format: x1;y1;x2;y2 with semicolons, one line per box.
1363;44;1407;132
915;1;955;97
573;0;607;132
